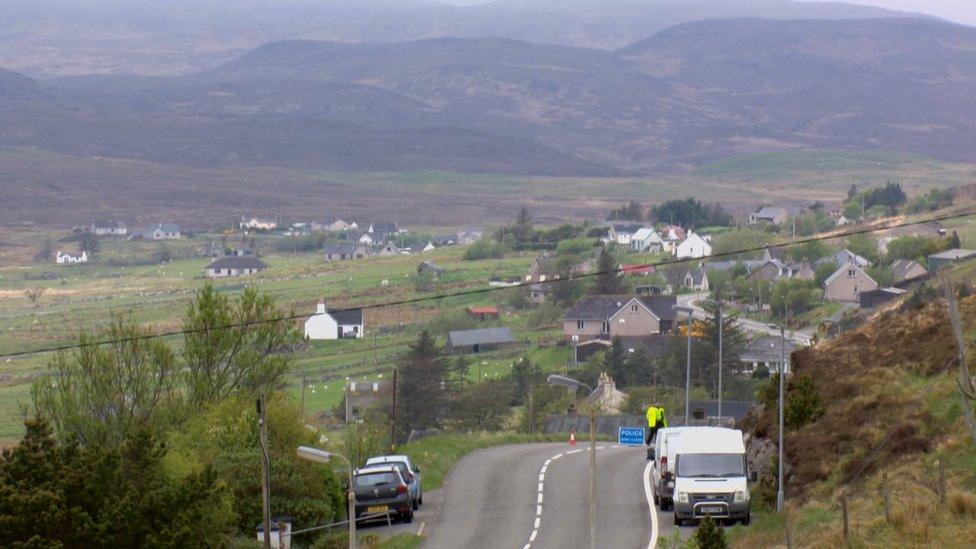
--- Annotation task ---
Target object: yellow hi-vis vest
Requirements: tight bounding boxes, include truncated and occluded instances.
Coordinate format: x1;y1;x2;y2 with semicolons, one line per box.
647;406;668;428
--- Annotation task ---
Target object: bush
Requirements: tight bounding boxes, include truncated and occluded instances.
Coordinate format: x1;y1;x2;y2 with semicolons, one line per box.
949;491;976;518
464;239;511;260
555;237;598;255
757;374;824;429
691;515;728;549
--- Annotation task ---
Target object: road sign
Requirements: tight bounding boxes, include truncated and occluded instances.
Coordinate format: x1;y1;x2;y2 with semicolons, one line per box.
618;427;645;446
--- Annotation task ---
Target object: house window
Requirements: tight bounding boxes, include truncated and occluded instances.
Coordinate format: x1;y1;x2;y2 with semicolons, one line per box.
577;320;585;331
630;304;638;313
602;321;610;334
848;269;856;277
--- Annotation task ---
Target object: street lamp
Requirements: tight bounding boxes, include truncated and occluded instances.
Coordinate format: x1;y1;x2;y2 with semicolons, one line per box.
673;305;694;424
296;447;357;549
766;320;787;514
547;374;597;549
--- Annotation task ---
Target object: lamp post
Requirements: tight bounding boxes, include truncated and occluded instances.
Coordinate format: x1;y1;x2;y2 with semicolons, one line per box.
767;320;787;514
547;374;598;549
672;305;694;424
698;298;724;419
297;447;357;549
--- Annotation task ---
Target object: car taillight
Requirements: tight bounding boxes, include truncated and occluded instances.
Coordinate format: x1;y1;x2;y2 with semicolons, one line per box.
661;456;668;472
397;484;408;494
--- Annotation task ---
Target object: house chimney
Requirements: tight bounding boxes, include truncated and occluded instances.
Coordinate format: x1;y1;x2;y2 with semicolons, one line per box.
316;303;326;314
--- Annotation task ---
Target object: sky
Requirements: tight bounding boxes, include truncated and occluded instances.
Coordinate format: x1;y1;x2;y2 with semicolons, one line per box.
799;0;976;26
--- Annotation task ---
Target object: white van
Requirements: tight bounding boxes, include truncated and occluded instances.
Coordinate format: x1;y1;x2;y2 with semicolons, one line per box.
649;427;687;510
670;427;755;525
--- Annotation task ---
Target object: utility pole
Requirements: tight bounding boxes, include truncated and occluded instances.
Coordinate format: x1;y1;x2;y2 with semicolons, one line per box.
390;368;398;451
777;324;786;513
258;396;272;549
588;407;597;549
685;313;693;424
300;371;307;419
717;301;723;419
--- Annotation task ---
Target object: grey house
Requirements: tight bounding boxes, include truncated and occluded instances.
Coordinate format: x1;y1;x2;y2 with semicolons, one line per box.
446;327;516;354
204;256;268;278
927;249;976;271
740;336;797;374
323;243;369;261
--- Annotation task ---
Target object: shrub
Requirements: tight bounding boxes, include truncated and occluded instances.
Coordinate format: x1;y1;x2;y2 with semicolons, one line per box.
691;515;728;549
756;374;824;429
948;491;976;518
464;239;511;260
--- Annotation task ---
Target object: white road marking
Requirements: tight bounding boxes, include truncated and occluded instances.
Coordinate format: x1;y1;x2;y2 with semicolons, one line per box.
567;449;582;454
642;460;659;549
538;482;544;491
539;473;545;481
536;504;542;515
529;529;538;542
417;521;426;536
534;517;541;529
537;492;544;504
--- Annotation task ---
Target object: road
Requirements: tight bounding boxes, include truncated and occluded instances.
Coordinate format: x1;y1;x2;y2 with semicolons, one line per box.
677;292;814;346
420;442;694;549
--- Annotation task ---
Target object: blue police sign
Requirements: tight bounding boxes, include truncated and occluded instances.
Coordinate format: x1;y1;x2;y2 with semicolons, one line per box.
618;427;645;446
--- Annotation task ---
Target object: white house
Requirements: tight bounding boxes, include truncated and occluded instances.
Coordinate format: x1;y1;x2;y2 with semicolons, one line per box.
675;231;712;259
56;251;88;264
304;303;364;340
421;242;436;253
130;223;181;240
631;228;663;253
606;223;644;246
358;233;374;246
240;216;277;231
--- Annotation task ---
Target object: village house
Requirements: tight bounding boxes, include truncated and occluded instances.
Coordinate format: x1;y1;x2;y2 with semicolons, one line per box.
56;251;88;264
524;255;561;304
457;229;482;245
304;303;364;340
749;206;790;225
240;216;277;231
606;223;645;246
664;266;709;293
675;231;712;259
91;220;127;236
562;294;677;344
824;262;878;303
859;287;908;309
890;259;929;286
446;327;516;354
356;232;374;246
312;218;357;232
421;242;436;253
572;333;672;365
323;243;369;262
746;259;814;282
630;227;663;253
739;336;796;374
203;256;268;278
377;243;403;256
368;222;401;242
817;249;871;269
129;223;181;240
587;373;628;414
927;248;976;271
466;306;500;321
417;261;444;277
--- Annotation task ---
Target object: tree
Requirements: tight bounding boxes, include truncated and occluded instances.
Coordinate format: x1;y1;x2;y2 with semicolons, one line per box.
79;232;100;255
512;206;534;247
32;316;177;445
692;515;728;549
757;374;824;429
948;230;962;249
510;356;542;405
696;303;747;390
885;236;942;262
608;201;643;221
396;330;450;441
847;184;858;201
846;233;880;265
601;338;629;387
0;419;233;547
814;262;839;286
593;247;625;294
770;279;822;318
181;285;299;409
450;380;512;431
648;198;731;228
34;239;54;262
711;229;776;260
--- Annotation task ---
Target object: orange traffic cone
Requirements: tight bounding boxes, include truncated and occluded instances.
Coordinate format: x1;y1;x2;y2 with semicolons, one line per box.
569;430;577;445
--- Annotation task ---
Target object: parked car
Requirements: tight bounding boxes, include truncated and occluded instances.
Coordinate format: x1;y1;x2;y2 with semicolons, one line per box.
352;466;414;523
364;455;423;509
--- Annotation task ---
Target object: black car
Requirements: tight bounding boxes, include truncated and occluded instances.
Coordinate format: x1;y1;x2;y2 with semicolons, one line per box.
352;466;414;523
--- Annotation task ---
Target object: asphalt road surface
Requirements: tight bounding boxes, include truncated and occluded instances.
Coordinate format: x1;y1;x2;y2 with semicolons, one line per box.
677;292;815;346
421;442;694;549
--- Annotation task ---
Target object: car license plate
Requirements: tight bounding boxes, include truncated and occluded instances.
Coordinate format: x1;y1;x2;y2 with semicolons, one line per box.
701;506;723;514
367;505;389;514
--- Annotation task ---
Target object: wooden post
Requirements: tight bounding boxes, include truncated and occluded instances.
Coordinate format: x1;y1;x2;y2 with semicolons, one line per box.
300;371;307;419
840;494;850;546
881;472;891;524
785;512;793;549
390;368;398;451
258;396;272;549
939;459;947;505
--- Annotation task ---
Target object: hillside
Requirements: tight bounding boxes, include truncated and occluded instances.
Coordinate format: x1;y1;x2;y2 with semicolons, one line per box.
0;0;922;76
737;290;976;546
16;17;976;174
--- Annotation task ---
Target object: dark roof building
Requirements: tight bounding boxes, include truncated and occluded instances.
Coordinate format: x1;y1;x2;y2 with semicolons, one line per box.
564;295;676;322
446;327;516;353
739;336;797;374
204;256;268;278
928;249;976;271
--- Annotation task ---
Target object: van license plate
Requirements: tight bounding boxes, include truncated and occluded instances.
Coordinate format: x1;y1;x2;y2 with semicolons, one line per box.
701;506;723;514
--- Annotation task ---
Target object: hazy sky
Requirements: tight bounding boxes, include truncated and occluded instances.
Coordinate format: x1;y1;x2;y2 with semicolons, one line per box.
803;0;975;26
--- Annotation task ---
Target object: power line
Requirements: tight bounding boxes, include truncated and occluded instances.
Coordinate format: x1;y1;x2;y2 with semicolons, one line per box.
1;209;971;360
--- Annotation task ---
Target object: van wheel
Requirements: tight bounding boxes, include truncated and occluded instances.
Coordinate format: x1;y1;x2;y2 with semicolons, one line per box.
403;509;414;523
673;512;682;527
741;513;751;526
653;492;660;505
412;498;419;511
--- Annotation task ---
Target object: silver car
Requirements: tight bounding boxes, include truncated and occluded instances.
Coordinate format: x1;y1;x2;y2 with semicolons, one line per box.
364;455;423;509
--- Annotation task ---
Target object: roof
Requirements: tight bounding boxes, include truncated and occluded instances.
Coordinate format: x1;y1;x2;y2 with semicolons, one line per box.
323;242;360;255
371;222;399;234
753;206;789;219
824;262;876;287
93;220;125;228
740;336;796;363
354;465;400;476
632;228;660;241
611;223;645;234
467;306;499;315
205;257;268;270
620;264;655;275
447;327;514;347
928;248;976;260
153;223;180;233
891;259;927;280
673;428;745;454
346;380;393;395
330;308;363;325
563;295;676;322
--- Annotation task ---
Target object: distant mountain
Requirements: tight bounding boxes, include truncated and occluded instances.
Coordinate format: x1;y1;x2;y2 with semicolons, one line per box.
0;0;929;76
7;17;976;174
